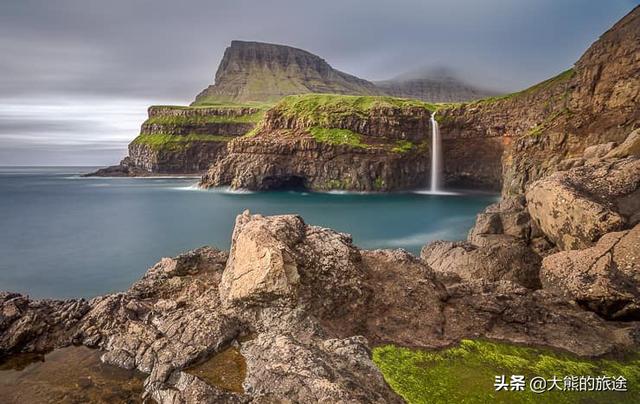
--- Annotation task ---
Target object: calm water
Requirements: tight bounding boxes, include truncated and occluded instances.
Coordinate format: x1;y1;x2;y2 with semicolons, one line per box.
0;167;497;299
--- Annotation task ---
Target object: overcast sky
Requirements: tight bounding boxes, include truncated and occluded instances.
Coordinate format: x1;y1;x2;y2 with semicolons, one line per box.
0;0;637;166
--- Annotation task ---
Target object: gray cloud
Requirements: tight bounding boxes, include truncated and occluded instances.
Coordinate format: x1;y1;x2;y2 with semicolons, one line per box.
0;0;637;165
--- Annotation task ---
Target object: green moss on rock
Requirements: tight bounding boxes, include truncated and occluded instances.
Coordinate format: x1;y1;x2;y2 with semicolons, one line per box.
373;340;640;404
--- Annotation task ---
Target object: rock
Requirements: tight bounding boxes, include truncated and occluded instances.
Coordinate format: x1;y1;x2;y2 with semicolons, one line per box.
200;95;433;192
421;240;542;289
583;142;617;159
606;128;640;158
541;224;640;320
468;196;541;245
220;212;303;306
3;212;640;402
526;157;640;250
193;40;382;104
0;293;90;356
241;333;401;403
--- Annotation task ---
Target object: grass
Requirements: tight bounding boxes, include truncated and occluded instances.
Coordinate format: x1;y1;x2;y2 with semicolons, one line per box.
308;127;366;148
144;112;264;126
131;133;235;151
273;94;436;126
392;140;415;153
373;340;640;404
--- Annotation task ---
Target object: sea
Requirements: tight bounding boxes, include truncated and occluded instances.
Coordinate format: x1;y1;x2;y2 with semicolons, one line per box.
0;167;497;299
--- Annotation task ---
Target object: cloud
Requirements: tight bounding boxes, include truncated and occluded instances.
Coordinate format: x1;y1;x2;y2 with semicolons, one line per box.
0;0;636;165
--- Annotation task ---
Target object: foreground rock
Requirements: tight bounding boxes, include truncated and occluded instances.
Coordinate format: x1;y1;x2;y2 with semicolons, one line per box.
3;212;640;403
526;156;640;250
541;224;640;321
421;240;541;289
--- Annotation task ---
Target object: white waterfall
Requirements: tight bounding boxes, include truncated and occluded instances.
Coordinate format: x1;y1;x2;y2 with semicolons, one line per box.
430;111;442;192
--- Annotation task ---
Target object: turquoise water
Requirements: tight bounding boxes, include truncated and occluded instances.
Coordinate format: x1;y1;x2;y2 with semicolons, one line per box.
0;167;497;299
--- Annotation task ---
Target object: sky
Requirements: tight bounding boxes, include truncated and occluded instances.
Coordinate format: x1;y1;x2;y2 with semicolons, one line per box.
0;0;637;166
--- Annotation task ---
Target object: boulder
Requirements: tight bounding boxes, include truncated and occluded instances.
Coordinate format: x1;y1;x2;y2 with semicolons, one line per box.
421;240;542;289
526;157;640;250
467;195;550;251
220;211;303;306
583;142;616;159
541;224;640;320
605;128;640;158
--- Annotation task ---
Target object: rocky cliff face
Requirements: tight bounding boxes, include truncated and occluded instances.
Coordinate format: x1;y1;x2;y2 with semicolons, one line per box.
87;105;263;176
200;95;434;191
439;6;640;195
193;41;383;104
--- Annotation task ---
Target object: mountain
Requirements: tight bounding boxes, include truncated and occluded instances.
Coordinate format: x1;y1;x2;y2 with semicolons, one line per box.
375;67;500;103
193;41;383;104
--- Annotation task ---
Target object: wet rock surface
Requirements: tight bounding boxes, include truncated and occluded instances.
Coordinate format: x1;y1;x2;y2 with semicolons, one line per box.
0;345;145;404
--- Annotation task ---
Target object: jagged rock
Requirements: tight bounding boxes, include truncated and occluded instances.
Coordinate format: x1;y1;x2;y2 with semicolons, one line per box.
242;333;400;403
583;142;617;159
220;212;303;306
421;240;542;289
541;224;640;320
0;292;90;357
4;212;640;403
526;157;640;250
606;128;640;158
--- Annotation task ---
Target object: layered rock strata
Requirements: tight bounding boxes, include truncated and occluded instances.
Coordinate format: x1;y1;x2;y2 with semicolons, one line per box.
200;95;433;191
87;106;262;176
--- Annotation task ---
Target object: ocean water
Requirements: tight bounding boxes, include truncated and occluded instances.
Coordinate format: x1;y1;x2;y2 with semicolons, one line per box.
0;167;497;299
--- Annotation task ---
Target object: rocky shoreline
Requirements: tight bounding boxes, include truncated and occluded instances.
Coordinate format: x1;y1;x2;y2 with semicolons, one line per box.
3;129;640;403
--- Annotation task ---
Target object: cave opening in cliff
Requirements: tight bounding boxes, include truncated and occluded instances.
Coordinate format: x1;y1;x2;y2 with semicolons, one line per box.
260;175;308;191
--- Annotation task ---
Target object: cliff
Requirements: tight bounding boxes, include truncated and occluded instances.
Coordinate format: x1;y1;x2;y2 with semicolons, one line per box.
193;41;383;104
86;104;265;176
439;5;640;195
200;94;435;191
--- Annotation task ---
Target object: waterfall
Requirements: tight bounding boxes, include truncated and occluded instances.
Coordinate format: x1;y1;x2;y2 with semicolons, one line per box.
430;111;442;192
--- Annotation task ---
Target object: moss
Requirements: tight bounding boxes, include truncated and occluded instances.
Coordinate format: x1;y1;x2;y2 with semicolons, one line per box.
131;133;235;151
323;179;349;190
273;94;436;126
374;177;385;190
373;340;640;404
391;140;415;153
308;127;366;148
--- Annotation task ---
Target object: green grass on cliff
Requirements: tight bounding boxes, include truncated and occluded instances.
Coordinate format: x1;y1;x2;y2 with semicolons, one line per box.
144;112;264;126
391;140;415;153
131;133;235;150
308;127;366;148
273;94;436;126
373;340;640;404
